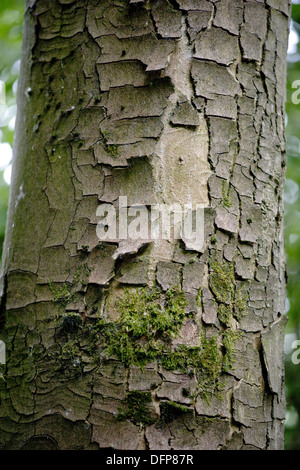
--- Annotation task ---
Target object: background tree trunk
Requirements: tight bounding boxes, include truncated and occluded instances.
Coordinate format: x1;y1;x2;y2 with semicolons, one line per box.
0;0;290;450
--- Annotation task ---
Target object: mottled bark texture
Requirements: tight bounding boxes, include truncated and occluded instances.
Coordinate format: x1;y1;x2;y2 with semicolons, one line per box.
0;0;290;450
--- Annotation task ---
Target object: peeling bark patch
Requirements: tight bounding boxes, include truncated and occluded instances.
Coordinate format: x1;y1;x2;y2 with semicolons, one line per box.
194;27;239;66
101;156;156;205
151;0;182;39
261;317;287;394
158;116;210;206
191;60;241;99
170;101;200;127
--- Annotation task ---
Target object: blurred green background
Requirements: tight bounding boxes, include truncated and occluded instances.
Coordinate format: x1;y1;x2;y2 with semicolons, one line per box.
0;0;300;449
283;0;300;451
0;0;23;254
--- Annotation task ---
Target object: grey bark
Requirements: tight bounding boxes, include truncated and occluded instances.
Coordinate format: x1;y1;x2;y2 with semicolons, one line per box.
0;0;290;450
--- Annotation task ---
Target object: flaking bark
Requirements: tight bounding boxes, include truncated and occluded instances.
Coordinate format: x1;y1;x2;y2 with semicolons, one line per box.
0;0;290;450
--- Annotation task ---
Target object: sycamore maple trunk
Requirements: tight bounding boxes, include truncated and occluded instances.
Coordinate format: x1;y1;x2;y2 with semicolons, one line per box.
0;0;290;450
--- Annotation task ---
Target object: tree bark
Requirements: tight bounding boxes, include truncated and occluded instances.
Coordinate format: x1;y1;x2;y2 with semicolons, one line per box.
0;0;290;450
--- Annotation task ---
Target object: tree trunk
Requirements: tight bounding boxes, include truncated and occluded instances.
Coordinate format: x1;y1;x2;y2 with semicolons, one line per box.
0;0;290;450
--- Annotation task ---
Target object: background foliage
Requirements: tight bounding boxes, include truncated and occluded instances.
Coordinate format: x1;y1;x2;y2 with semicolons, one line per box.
0;0;23;254
0;0;300;449
284;0;300;451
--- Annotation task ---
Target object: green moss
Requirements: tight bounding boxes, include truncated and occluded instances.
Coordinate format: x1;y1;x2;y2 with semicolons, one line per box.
198;416;215;433
222;180;232;208
116;391;156;426
106;144;119;156
47;265;96;375
61;339;80;362
46;256;246;399
210;256;235;306
210;256;247;325
222;329;241;373
47;339;83;377
56;312;82;334
217;303;232;326
161;336;223;400
234;287;248;321
196;288;202;307
159;401;191;426
73;263;90;288
49;281;76;306
102;131;119;156
93;286;227;399
49;264;90;307
49;314;102;377
99;286;187;368
209;254;247;374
